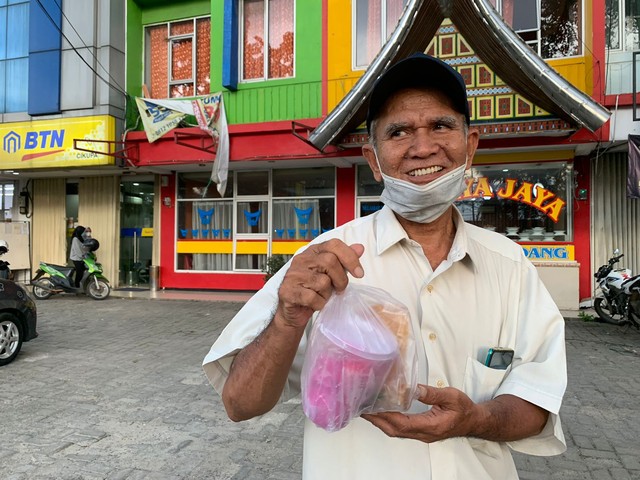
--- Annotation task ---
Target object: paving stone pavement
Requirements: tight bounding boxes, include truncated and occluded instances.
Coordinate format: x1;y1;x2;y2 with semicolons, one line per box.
1;295;639;479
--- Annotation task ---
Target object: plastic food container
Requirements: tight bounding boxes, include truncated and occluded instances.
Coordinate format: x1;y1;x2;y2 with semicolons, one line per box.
303;319;399;431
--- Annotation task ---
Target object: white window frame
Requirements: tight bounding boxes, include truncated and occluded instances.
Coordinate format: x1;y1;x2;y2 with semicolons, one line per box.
239;0;296;83
168;19;197;96
493;0;584;59
143;16;210;99
352;0;399;70
606;0;640;52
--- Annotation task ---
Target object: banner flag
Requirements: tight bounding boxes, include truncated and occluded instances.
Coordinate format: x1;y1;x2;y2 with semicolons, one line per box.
135;93;230;196
628;135;640;199
208;96;229;197
135;98;186;143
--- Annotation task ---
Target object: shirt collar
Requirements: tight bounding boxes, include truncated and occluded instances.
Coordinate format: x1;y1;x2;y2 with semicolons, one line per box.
375;206;410;255
374;205;475;264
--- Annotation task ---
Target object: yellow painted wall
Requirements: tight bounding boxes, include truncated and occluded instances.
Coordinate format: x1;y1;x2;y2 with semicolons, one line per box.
326;0;363;113
325;2;594;110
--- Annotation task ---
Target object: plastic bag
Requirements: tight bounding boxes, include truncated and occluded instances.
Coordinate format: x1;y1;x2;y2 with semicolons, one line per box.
301;284;419;432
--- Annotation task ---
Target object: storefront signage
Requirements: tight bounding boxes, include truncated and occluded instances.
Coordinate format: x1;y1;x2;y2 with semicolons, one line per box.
0;116;115;169
460;177;566;222
522;244;574;261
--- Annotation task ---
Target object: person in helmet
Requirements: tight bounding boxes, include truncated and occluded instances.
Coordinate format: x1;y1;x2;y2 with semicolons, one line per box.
69;226;92;288
0;240;9;279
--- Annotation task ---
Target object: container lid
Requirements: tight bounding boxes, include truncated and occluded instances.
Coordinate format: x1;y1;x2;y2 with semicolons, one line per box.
317;291;399;361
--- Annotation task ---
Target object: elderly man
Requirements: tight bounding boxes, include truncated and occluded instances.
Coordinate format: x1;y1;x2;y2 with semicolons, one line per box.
203;53;567;479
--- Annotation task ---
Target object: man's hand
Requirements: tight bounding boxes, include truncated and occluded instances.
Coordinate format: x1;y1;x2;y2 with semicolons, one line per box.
222;239;365;421
361;385;478;443
275;239;365;329
361;385;548;443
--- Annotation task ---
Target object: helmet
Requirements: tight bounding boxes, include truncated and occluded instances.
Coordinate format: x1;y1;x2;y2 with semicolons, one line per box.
83;238;100;252
0;240;8;255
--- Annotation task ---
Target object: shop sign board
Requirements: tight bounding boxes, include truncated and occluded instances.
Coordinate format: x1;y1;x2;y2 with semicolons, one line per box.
0;115;115;169
521;244;574;261
460;177;566;222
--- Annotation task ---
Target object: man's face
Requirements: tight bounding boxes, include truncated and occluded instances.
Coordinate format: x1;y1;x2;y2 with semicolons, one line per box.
363;87;478;184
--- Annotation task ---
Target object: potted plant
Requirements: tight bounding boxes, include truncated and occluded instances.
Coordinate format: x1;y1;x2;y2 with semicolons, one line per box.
263;254;287;282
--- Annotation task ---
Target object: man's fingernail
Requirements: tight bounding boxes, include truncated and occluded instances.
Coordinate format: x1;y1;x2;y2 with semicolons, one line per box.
354;266;364;278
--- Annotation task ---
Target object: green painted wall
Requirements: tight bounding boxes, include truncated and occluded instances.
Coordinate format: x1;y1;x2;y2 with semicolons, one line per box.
126;0;322;127
211;1;322;124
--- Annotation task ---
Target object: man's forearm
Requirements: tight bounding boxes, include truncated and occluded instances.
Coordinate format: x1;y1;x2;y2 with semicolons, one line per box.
471;394;549;442
222;311;306;422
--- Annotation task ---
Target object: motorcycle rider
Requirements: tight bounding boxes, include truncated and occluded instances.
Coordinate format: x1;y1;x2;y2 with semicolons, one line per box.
0;240;9;279
69;226;92;289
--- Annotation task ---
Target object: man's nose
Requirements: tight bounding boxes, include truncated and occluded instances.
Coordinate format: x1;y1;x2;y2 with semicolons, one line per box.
407;128;440;157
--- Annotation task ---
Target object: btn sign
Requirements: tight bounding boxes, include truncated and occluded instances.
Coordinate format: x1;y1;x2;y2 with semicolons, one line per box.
522;245;575;261
0;116;115;169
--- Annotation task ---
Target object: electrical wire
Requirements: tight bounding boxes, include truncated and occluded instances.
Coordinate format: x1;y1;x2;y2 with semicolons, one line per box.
49;0;127;95
33;0;127;97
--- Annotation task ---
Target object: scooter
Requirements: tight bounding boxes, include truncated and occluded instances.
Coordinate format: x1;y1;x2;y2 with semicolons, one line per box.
593;249;632;324
31;251;110;301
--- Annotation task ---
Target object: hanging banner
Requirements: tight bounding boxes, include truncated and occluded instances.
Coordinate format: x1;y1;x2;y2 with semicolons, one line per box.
135;93;229;196
628;135;640;199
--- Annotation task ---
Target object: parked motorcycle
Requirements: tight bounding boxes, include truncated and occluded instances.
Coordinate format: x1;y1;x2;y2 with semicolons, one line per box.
31;239;110;300
620;274;640;329
593;249;633;325
0;240;10;280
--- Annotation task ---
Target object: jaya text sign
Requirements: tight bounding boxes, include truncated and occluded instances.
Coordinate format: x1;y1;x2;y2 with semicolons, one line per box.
459;177;566;222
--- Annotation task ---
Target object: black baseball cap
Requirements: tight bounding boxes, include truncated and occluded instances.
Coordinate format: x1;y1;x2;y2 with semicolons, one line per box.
366;53;470;133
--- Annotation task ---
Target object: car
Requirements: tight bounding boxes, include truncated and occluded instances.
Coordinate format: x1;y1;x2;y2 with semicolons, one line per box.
0;279;38;366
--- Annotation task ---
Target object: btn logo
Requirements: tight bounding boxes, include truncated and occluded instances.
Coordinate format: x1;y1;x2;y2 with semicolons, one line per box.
3;131;20;154
2;129;65;154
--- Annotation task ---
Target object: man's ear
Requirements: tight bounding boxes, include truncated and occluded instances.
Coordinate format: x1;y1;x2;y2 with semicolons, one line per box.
362;144;383;182
466;127;479;169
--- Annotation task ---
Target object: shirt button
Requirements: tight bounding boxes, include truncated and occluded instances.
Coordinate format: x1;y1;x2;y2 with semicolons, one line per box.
436;380;446;388
427;284;434;293
428;332;437;341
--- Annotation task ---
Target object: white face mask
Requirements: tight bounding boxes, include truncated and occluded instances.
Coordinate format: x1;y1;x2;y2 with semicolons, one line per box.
376;151;468;223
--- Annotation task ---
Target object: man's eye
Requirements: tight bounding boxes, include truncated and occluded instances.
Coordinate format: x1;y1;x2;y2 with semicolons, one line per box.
435;121;456;130
390;129;408;137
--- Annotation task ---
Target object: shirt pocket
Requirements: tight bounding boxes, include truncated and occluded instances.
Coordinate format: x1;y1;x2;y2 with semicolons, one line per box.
462;356;510;404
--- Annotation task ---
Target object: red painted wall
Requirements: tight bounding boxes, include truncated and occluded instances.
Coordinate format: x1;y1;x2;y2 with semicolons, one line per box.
573;156;591;301
336;166;355;226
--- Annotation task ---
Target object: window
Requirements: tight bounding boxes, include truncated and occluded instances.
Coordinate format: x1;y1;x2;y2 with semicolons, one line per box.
272;167;335;242
606;0;640;51
144;17;211;99
489;0;582;59
0;0;28;112
241;0;294;81
356;165;383;217
177;172;235;272
353;0;407;68
175;168;335;273
0;181;15;221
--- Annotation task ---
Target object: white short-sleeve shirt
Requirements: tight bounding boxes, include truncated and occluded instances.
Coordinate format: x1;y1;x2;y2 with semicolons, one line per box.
203;206;567;480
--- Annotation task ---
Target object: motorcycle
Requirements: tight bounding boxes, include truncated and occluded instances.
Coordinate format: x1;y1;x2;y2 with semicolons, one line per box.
593;249;634;325
620;274;640;329
31;242;110;300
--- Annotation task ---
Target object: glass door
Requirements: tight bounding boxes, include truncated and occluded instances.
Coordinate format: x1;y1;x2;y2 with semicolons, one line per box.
119;179;154;287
